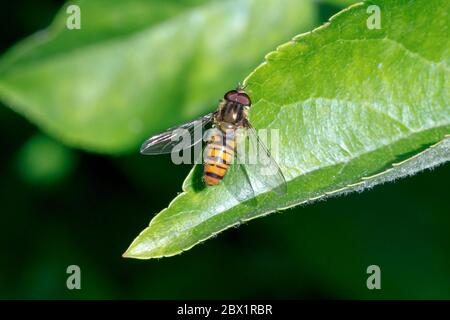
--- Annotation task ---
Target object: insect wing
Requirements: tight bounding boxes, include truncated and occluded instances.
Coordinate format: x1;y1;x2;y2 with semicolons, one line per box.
140;113;214;155
223;157;257;205
236;123;287;195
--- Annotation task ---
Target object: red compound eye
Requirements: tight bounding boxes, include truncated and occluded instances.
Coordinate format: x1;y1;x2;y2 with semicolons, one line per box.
224;90;251;106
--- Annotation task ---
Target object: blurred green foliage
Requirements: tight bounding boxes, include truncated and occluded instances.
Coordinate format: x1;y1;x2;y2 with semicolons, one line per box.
0;0;449;299
16;134;76;185
0;0;316;153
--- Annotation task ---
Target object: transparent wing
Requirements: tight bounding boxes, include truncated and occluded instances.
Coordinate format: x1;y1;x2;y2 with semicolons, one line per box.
235;122;287;195
140;113;214;155
223;159;257;205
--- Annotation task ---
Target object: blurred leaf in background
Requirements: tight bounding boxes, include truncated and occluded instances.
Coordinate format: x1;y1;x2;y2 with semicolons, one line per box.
16;134;77;186
0;0;316;153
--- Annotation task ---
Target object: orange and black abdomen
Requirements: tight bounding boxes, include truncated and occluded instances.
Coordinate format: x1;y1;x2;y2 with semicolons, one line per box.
204;131;235;186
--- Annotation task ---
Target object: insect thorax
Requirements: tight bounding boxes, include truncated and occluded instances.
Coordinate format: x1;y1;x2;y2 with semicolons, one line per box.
215;100;248;131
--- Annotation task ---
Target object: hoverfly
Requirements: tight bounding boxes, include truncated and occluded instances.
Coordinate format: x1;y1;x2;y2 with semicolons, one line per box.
140;86;287;196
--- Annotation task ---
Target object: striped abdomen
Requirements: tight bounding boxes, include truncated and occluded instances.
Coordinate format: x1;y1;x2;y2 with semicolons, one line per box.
203;131;236;186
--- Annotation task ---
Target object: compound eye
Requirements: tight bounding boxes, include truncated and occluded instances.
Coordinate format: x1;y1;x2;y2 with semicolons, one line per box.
224;90;251;106
236;93;251;106
224;90;239;101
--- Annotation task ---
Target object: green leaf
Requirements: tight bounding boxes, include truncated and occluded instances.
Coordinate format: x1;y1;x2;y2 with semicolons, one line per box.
0;0;316;153
124;0;450;259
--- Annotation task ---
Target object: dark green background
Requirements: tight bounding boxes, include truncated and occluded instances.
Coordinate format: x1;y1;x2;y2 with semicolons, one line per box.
1;1;449;299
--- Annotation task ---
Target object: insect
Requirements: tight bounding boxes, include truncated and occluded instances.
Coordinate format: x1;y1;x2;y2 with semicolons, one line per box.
140;86;287;195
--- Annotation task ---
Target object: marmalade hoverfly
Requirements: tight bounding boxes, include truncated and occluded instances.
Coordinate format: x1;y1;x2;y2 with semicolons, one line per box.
140;86;287;196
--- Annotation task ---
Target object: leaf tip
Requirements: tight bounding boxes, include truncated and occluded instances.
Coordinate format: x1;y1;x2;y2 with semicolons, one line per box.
122;249;132;259
122;236;149;259
122;246;136;259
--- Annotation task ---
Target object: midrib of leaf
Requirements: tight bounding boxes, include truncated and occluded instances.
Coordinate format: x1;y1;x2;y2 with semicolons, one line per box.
262;96;450;143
